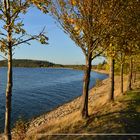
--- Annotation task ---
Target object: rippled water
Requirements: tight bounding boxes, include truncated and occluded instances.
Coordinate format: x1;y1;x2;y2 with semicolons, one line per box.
0;67;108;132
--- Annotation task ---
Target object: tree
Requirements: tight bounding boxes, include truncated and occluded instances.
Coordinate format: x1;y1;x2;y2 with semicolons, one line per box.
105;43;117;101
120;1;139;92
133;55;140;83
105;0;140;97
0;0;48;139
27;0;49;13
116;50;127;94
48;0;120;118
122;0;140;91
127;57;133;90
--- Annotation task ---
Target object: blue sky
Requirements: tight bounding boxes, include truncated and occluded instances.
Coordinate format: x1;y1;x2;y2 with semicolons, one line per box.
1;7;104;65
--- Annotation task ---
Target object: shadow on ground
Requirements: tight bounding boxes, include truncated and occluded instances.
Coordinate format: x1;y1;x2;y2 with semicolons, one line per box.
29;89;140;140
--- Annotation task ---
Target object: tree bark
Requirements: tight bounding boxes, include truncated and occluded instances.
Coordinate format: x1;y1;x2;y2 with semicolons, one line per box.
133;71;136;83
4;0;13;138
127;57;133;91
4;49;13;140
108;57;115;101
120;63;124;94
4;48;13;140
133;64;136;83
80;54;92;119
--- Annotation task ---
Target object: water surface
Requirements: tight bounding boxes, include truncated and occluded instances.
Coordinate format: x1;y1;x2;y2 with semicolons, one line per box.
0;68;108;132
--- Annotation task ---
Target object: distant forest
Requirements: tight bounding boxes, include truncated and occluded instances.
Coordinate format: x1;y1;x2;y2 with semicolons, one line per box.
0;59;62;68
0;59;85;68
0;59;107;70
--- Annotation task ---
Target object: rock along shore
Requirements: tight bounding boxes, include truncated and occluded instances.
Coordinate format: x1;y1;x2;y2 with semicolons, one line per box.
27;70;109;133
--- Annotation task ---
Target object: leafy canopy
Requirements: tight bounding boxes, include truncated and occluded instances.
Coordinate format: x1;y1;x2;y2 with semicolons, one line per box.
0;0;48;56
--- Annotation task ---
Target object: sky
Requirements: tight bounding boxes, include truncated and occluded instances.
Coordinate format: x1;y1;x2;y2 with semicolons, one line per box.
0;7;105;65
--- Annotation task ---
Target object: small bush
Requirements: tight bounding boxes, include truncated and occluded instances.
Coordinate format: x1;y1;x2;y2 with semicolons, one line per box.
13;118;28;140
95;79;102;87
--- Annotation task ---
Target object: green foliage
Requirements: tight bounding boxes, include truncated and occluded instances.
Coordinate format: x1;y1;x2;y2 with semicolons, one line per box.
49;0;118;60
28;0;49;13
104;0;140;72
105;63;110;71
0;0;48;56
92;60;107;70
0;59;56;67
96;62;107;70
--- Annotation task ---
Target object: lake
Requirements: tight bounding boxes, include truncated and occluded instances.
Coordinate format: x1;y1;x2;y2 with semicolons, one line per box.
0;68;108;132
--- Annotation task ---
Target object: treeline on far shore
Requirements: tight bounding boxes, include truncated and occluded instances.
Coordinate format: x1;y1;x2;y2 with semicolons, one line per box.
0;59;84;69
0;59;98;70
0;59;105;71
0;59;62;68
1;59;139;75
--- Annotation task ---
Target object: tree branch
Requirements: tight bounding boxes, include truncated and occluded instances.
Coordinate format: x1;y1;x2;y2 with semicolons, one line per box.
0;32;7;37
92;45;109;60
12;27;47;47
0;54;7;60
12;36;35;47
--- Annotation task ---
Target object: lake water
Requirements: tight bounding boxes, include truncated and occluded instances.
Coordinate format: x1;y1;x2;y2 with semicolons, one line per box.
0;68;108;132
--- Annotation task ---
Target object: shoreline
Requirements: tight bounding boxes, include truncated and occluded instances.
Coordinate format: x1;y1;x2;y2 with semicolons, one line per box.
0;68;108;136
27;74;109;133
92;69;109;75
26;74;140;140
26;73;130;135
0;68;108;133
2;71;138;139
24;70;108;132
27;68;109;122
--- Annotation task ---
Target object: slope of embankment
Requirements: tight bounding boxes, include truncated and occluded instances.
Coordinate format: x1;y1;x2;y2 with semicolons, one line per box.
23;73;140;140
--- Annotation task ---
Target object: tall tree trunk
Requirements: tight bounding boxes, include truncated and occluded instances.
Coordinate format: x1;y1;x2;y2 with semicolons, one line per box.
108;57;115;101
4;1;13;137
120;63;124;94
4;48;13;140
127;57;133;91
81;54;92;119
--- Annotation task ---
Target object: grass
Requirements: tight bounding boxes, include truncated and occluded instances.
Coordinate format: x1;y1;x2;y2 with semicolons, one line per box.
25;86;140;140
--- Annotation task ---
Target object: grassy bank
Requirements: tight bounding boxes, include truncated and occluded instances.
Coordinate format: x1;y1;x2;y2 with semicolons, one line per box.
22;74;140;140
32;90;140;140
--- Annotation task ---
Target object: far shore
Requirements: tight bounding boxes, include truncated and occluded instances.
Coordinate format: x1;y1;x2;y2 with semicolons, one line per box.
92;69;109;75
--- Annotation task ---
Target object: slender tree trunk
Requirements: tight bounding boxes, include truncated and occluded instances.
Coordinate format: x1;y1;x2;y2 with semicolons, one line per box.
133;64;136;83
120;63;124;94
4;0;13;137
4;48;13;140
133;71;136;83
81;54;92;119
127;57;133;91
108;57;115;101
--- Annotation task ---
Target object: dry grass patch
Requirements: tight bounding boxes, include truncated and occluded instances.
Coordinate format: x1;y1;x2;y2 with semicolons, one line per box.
25;74;140;140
